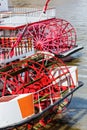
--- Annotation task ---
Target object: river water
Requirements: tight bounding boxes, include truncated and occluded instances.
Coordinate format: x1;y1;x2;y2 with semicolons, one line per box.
10;0;87;130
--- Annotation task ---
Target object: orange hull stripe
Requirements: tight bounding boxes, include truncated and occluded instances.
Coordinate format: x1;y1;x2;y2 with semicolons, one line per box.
18;94;34;118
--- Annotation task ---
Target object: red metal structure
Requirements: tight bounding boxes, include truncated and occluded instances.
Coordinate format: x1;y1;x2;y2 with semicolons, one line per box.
21;18;77;55
0;52;74;96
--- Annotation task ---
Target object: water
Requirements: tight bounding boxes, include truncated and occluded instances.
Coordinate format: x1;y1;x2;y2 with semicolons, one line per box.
10;0;87;129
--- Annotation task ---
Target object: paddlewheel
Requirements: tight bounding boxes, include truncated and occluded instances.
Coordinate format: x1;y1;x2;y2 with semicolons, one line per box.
27;18;76;55
9;17;77;58
0;51;79;129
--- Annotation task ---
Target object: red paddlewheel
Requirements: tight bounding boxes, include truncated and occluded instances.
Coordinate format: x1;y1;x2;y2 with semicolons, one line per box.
0;52;75;112
9;18;77;56
24;18;77;55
